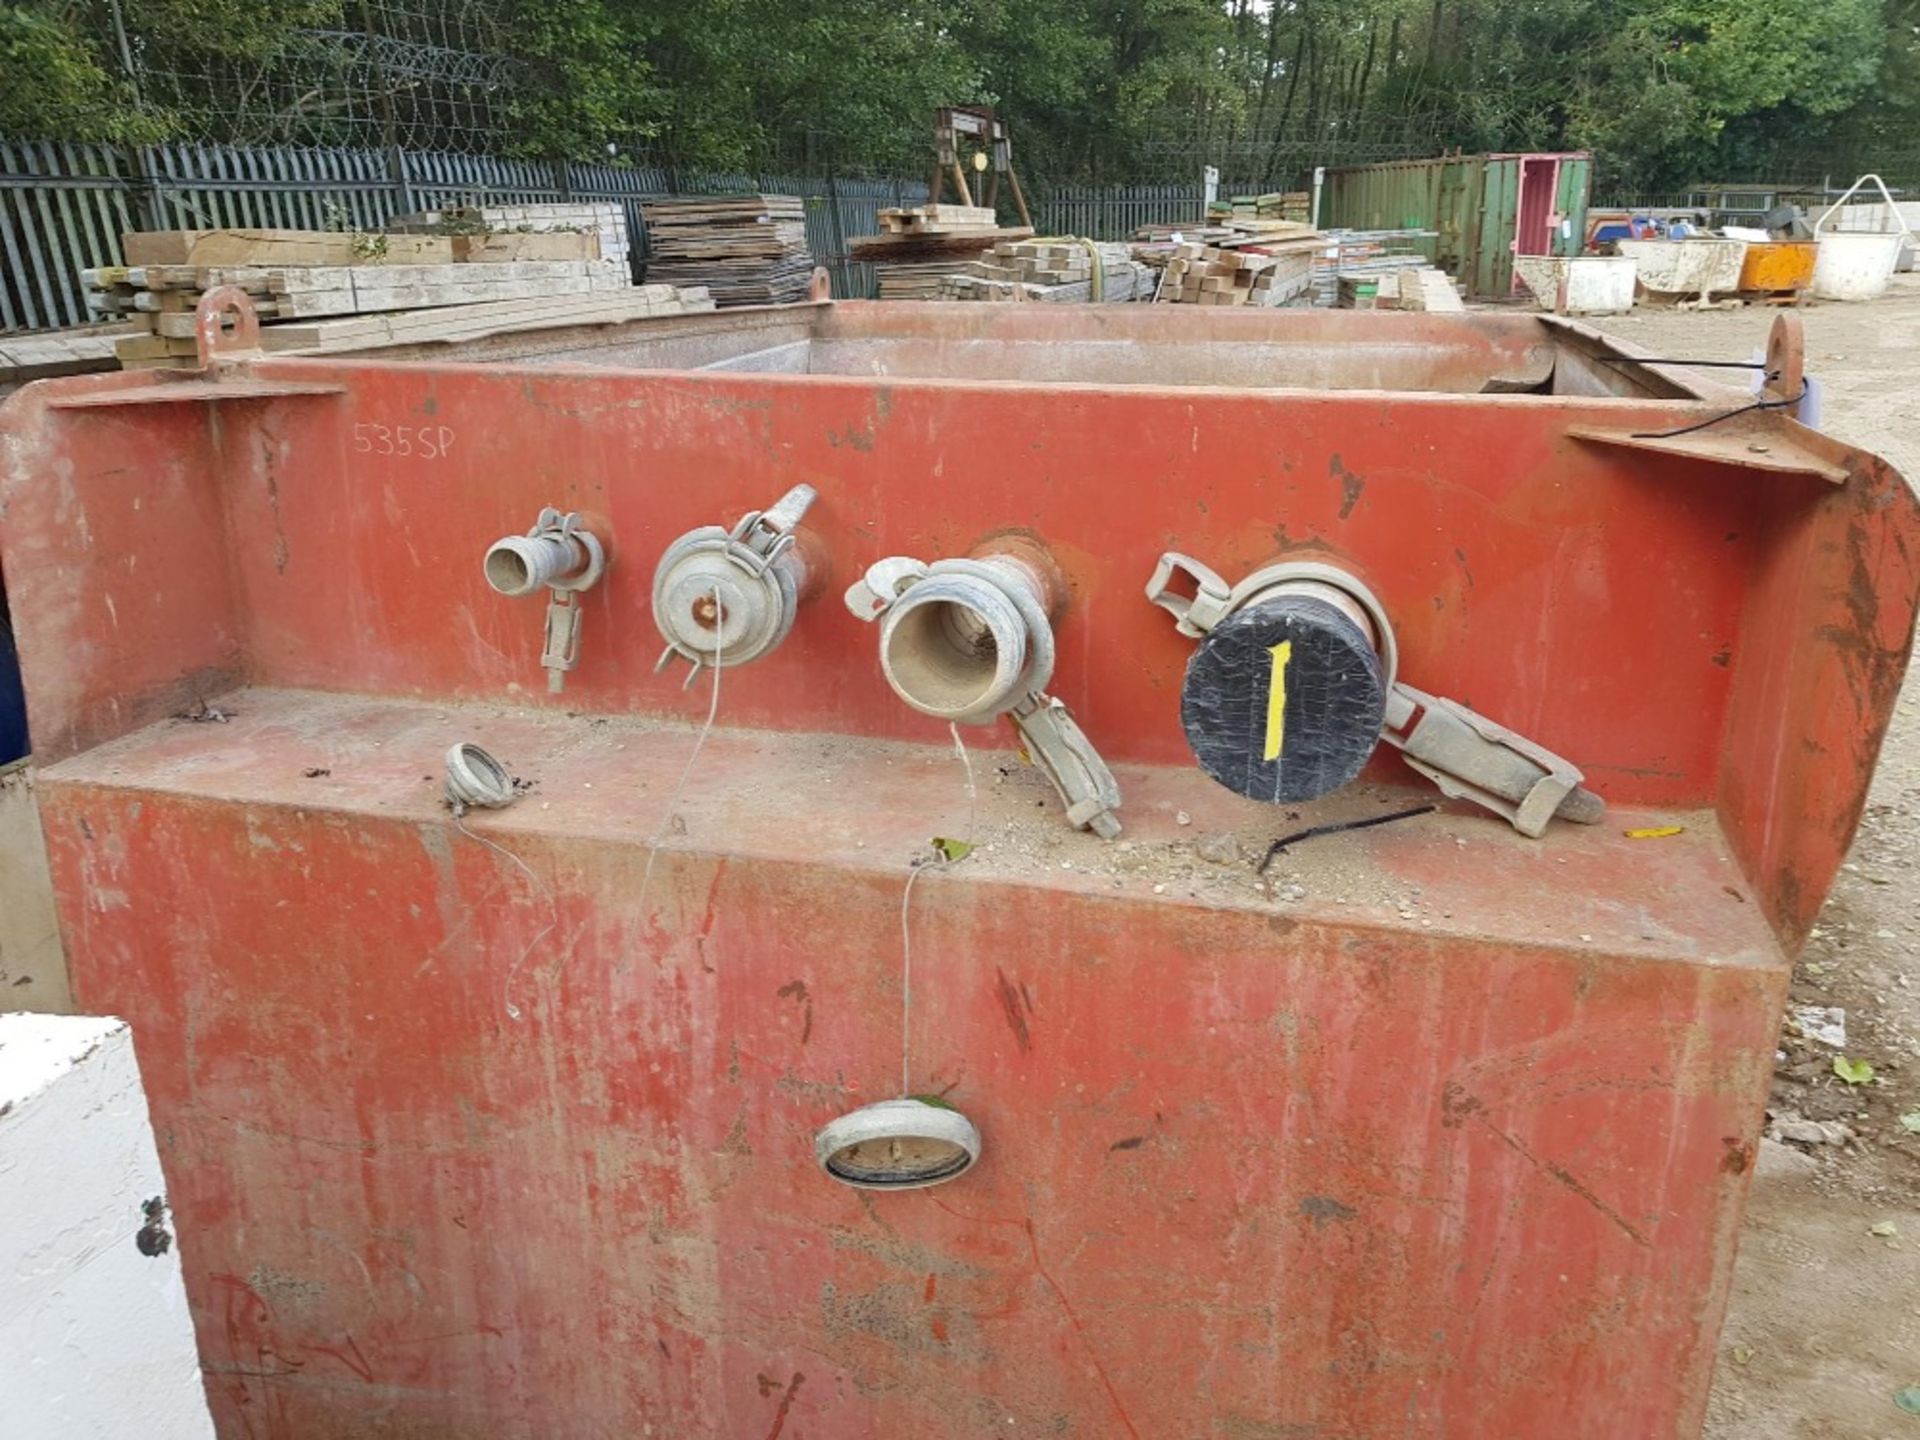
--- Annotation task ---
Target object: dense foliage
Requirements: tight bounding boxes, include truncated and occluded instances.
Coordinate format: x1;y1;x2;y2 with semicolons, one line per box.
2;0;1916;189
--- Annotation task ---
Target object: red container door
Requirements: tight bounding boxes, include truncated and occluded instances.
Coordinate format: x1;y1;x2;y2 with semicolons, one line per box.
1516;156;1560;259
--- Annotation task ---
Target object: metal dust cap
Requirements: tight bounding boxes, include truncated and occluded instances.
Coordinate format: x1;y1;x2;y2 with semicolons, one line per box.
651;484;816;681
652;536;797;669
815;1098;982;1190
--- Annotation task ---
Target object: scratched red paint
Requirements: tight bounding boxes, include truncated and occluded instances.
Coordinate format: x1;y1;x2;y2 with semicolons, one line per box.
4;302;1917;1439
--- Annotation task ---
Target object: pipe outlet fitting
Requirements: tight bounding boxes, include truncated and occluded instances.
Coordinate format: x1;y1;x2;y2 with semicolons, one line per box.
485;507;606;693
848;547;1121;839
875;557;1049;727
652;484;817;686
1145;552;1604;836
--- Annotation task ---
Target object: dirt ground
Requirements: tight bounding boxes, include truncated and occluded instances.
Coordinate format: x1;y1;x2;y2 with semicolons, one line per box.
1583;279;1920;1439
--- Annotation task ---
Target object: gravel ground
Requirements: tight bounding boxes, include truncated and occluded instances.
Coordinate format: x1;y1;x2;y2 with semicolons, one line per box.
1589;278;1920;1440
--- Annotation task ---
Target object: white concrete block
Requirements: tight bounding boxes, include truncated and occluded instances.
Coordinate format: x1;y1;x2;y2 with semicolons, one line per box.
0;1014;214;1440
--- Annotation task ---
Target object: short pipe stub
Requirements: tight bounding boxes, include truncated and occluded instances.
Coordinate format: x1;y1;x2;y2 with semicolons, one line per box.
486;532;586;597
815;1098;982;1191
1180;593;1386;805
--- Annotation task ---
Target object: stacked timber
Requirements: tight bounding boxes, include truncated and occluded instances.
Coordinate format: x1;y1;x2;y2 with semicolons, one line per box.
391;202;629;267
86;259;652;367
1342;268;1464;312
0;327;124;397
88;224;718;368
1311;229;1440;306
252;286;710;353
1152;223;1325;307
876;261;972;300
1208;192;1312;225
1131;218;1317;278
640;195;814;306
936;239;1154;303
850;205;1035;300
1156;246;1315;307
876;204;1001;236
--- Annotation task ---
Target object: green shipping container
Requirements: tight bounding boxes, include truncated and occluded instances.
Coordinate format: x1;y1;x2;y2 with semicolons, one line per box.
1317;152;1592;300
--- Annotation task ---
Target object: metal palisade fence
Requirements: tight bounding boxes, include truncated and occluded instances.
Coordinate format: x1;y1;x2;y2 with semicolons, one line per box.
1035;183;1215;240
0;138;934;332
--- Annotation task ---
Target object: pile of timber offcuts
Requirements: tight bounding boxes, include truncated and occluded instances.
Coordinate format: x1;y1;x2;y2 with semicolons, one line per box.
848;204;1035;300
640;195;814;306
936;239;1155;302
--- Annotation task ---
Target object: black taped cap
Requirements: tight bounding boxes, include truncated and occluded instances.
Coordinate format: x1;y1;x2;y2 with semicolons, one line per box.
1179;594;1386;804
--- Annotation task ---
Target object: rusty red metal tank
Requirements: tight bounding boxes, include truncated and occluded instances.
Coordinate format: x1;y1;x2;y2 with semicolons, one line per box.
3;297;1916;1439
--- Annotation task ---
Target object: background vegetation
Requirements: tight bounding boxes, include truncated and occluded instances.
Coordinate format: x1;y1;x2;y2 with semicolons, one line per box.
3;0;1916;190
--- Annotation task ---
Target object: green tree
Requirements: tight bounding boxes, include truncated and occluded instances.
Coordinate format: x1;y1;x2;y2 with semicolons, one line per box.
0;4;158;141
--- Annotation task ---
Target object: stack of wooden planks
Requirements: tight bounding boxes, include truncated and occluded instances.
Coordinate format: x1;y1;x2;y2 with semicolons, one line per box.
876;261;972;300
0;327;124;397
641;195;814;306
1156;245;1315;306
1208;192;1312;225
852;205;1036;300
88;259;641;367
85;222;724;368
1150;223;1324;307
1340;268;1463;312
390;203;629;267
1310;229;1440;306
254;285;712;353
935;239;1154;303
1131;219;1318;276
877;204;1000;235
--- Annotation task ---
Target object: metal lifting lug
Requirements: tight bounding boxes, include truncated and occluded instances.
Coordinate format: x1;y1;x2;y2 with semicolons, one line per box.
1381;685;1606;838
651;484;818;686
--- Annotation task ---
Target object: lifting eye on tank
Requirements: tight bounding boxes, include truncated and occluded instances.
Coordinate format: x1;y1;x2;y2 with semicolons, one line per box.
650;484;818;685
483;508;607;694
845;539;1123;838
1144;553;1605;837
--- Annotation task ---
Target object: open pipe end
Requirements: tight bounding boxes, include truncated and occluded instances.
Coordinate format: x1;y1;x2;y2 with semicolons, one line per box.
485;533;585;597
484;540;537;596
881;585;1028;722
